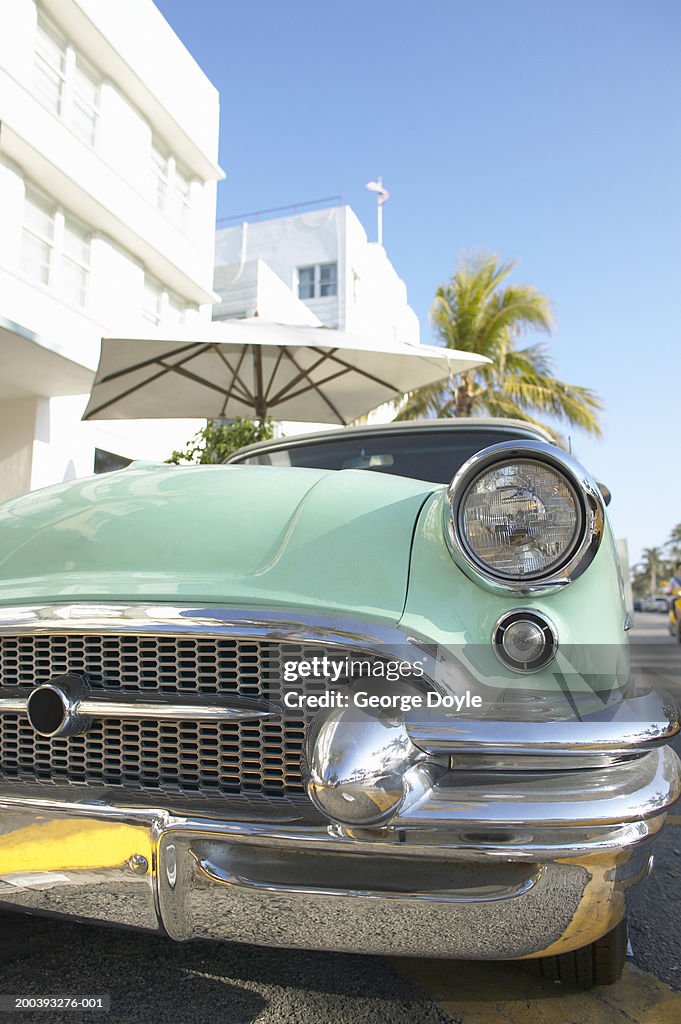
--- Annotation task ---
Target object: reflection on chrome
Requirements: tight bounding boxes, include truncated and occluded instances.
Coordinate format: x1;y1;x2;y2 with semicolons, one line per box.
303;680;445;826
0;602;678;961
0;682;275;728
405;688;679;757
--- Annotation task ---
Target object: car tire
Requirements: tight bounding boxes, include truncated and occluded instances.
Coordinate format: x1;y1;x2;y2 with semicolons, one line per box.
526;917;628;988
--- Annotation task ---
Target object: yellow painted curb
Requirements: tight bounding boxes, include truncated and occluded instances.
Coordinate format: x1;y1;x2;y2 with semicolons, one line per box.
392;959;681;1023
0;818;151;873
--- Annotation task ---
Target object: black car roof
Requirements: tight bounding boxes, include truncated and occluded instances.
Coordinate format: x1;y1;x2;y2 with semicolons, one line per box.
228;417;553;462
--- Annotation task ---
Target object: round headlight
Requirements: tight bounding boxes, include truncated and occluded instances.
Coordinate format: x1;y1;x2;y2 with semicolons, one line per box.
460;459;582;580
446;440;605;594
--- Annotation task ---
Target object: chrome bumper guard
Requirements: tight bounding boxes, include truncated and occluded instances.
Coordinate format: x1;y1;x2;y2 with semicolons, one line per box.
406;689;680;756
0;744;678;960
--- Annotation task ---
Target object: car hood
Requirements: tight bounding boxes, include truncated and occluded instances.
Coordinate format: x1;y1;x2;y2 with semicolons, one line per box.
0;463;437;622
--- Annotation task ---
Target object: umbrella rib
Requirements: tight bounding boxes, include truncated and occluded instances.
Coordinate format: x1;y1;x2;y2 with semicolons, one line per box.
96;342;211;385
157;359;235;399
84;365;175;419
308;346;401;393
85;343;219;418
272;348;346;424
213;346;255;412
263;346;286;402
267;349;339;406
87;333;429;422
278;368;352;405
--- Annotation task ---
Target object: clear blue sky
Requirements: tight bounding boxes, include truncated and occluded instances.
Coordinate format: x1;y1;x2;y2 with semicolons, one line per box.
156;0;680;569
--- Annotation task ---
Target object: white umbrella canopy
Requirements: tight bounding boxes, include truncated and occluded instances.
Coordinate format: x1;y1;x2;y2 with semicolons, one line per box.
83;318;490;425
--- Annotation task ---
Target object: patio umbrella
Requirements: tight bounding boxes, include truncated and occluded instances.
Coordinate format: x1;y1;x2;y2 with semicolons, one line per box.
83;318;490;425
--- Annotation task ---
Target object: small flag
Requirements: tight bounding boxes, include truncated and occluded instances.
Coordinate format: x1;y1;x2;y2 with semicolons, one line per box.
366;180;390;205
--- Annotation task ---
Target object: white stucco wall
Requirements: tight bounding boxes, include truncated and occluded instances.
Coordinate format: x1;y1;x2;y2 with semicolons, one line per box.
0;0;223;500
0;0;35;84
215;209;345;327
214;206;419;345
0;398;40;499
96;82;154;204
0;158;25;270
214;259;322;326
69;0;221;166
344;210;420;344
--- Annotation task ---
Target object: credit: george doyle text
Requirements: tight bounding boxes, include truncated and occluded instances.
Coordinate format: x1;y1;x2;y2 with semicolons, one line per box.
282;656;483;712
283;689;483;711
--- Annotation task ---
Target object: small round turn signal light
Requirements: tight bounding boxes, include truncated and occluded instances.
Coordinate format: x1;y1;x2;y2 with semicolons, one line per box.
493;610;557;673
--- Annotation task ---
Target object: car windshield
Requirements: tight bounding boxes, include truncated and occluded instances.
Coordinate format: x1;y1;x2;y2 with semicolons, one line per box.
232;428;539;484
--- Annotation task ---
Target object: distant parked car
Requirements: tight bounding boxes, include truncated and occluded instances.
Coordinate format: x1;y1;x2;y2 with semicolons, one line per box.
0;417;678;989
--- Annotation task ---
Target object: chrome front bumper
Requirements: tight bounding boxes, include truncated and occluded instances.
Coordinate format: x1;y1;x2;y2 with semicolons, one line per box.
0;744;678;960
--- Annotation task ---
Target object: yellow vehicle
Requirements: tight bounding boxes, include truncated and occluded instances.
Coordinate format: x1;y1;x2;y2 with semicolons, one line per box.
668;566;681;641
669;594;681;641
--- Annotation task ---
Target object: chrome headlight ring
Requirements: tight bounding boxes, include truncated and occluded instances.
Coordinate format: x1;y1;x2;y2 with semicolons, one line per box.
445;440;606;595
493;609;558;672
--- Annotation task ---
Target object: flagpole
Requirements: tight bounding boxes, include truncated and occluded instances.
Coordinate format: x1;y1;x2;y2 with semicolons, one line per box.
366;178;389;245
377;176;383;246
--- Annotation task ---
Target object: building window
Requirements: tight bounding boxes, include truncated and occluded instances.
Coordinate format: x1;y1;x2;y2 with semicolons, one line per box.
143;275;163;325
150;141;194;229
298;263;337;300
21;186;90;307
298;266;316;300
151;141;169;213
166;293;186;325
34;14;66;114
33;12;100;146
62;219;90;307
21;189;55;286
143;277;190;326
173;164;192;228
71;56;100;146
319;262;338;297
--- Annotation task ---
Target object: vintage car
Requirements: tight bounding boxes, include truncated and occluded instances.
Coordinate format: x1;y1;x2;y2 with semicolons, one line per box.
0;417;678;988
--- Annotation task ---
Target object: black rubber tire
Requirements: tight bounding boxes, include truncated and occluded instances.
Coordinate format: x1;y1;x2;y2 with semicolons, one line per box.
530;917;628;988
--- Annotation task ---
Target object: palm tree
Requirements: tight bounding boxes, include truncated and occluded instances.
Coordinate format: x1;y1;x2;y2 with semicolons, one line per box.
638;547;666;596
665;523;681;562
396;252;603;440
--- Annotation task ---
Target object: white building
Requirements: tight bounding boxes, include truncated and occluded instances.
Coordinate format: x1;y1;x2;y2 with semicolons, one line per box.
213;205;420;345
0;0;223;502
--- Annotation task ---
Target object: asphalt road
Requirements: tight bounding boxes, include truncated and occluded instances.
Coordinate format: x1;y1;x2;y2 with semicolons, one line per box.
626;612;681;991
0;611;679;1023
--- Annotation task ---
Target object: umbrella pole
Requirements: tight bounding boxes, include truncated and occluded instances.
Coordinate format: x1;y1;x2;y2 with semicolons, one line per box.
253;346;267;420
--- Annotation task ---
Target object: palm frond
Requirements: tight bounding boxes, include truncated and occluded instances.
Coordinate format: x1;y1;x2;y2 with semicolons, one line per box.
394;382;452;421
411;251;603;439
499;374;603;436
478;287;555;353
501;343;554;377
475;391;567;446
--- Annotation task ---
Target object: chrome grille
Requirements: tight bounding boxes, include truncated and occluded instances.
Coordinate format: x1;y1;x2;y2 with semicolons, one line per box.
0;633;370;798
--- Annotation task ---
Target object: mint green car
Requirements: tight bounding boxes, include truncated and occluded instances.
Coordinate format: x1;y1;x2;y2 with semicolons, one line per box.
0;417;678;987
